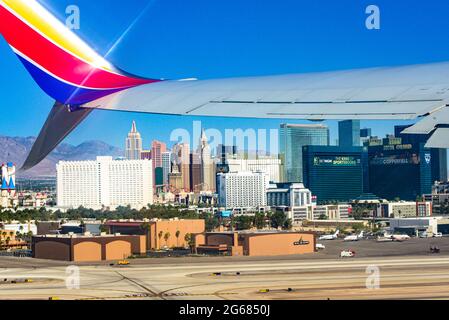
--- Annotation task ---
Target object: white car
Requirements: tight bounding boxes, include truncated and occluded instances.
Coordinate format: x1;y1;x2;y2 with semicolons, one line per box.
316;243;326;250
340;250;355;258
433;232;443;238
419;232;429;238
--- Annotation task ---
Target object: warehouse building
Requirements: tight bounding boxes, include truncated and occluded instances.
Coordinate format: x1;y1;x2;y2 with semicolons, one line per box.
195;231;316;257
104;219;205;250
32;234;146;262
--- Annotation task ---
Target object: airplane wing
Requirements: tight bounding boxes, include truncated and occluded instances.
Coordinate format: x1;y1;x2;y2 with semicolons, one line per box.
82;62;449;122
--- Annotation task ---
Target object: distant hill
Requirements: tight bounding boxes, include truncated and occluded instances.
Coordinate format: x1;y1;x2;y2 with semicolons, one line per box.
0;136;123;178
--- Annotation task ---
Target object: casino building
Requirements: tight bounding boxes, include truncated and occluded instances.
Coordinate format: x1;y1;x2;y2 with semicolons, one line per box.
367;133;432;201
302;146;368;203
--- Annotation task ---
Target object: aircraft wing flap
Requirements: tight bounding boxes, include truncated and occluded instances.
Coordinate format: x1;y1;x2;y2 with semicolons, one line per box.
188;101;445;120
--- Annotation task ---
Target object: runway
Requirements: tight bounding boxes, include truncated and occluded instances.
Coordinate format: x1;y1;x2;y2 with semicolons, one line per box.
2;255;449;300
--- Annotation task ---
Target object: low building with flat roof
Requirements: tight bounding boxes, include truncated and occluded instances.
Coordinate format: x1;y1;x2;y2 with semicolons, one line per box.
32;233;146;262
104;219;205;250
195;231;316;257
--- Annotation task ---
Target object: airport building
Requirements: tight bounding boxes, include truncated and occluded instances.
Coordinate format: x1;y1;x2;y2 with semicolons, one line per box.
104;219;205;250
302;146;368;203
217;171;270;209
389;217;441;236
32;234;147;262
279;123;329;182
56;156;153;209
195;231;316;257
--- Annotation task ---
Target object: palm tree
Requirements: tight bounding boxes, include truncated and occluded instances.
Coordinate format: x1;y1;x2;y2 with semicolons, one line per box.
175;230;181;248
158;230;163;248
184;233;192;246
164;232;171;247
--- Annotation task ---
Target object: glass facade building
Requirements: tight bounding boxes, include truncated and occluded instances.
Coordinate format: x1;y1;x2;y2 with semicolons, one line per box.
338;120;361;147
279;124;329;183
302;146;368;203
367;133;432;201
395;125;448;183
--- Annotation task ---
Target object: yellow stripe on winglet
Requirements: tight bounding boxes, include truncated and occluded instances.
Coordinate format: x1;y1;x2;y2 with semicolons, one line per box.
2;0;115;72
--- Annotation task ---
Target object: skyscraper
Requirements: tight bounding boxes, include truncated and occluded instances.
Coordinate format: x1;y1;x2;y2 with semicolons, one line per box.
279;124;329;183
216;144;237;163
57;157;153;209
172;143;191;192
125;121;143;160
190;152;202;193
151;140;167;168
151;140;167;191
394;125;448;183
217;171;270;209
339;120;361;147
197;130;215;192
367;134;432;201
162;151;172;187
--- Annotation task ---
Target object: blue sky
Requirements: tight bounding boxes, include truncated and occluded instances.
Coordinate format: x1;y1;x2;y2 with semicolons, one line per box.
1;0;449;151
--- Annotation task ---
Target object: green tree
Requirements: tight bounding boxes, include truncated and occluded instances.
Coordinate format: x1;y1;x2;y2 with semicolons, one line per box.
235;216;253;230
270;211;288;229
283;218;293;230
254;212;266;229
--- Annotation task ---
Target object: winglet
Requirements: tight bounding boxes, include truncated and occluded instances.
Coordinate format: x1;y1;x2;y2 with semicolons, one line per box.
0;0;158;105
21;103;93;171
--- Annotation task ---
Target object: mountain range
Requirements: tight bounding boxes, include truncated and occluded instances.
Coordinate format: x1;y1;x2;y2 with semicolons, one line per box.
0;136;123;178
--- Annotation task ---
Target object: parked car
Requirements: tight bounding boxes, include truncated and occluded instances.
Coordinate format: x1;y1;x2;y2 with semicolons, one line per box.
419;232;430;238
340;250;355;258
433;232;443;238
316;243;326;250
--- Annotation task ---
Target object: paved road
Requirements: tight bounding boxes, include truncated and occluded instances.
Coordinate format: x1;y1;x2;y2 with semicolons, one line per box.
1;237;449;300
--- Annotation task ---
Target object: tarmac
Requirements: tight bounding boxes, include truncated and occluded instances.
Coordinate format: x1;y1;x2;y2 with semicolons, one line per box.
1;237;449;300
